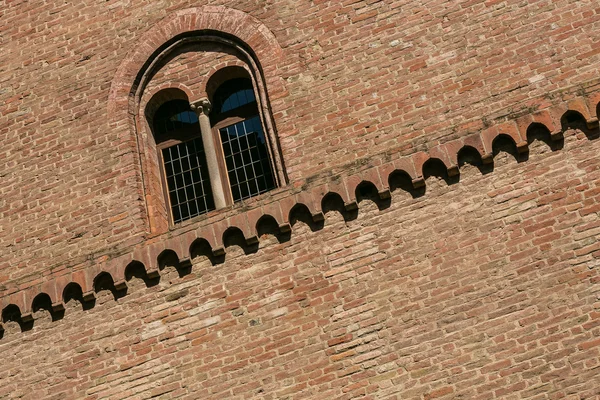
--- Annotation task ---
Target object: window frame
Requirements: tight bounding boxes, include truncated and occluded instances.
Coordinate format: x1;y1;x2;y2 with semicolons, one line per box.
210;101;269;205
152;104;215;224
148;77;279;225
210;88;279;205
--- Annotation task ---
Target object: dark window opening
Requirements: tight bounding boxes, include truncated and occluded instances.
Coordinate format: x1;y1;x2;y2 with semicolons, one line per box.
153;100;199;139
153;101;214;223
212;78;276;201
149;76;279;225
212;78;256;114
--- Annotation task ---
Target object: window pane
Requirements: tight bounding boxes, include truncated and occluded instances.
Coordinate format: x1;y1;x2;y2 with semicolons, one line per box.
161;139;215;223
181;157;190;172
191;168;201;183
153;99;214;224
172;160;182;175
153;100;199;139
179;204;190;221
219;117;276;202
164;162;173;177
188;201;198;216
172;207;181;223
213;78;256;114
189;154;199;169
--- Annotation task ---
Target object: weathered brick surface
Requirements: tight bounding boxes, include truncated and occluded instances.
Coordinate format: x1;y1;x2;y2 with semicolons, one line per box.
0;131;599;399
1;0;600;398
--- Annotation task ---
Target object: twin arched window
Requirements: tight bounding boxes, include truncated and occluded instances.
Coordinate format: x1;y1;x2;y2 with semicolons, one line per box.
152;74;277;223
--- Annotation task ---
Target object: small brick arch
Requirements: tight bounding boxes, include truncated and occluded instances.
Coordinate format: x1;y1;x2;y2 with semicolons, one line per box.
142;85;193;123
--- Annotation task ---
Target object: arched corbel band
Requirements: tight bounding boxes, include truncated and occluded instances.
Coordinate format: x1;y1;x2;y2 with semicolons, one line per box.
4;94;600;332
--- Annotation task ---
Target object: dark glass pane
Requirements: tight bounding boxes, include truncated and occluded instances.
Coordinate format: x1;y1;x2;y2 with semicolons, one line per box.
177;188;186;204
169;190;178;205
188;201;198;217
220;129;228;141
184;171;195;187
172;161;182;175
153;100;199;141
161;140;215;223
163;149;172;163
231;186;240;202
213;78;256;114
181;157;190;172
237;166;248;182
178;143;188;157
187;138;197;153
180;111;195;124
225;156;234;171
180;205;190;220
165;120;174;134
164;161;173;176
174;174;184;188
232;153;242;167
253;160;265;177
189;154;199;169
248;180;258;196
239;184;249;200
248;89;256;102
244;165;254;180
186;186;195;200
191;168;201;183
194;182;206;197
242;150;252;164
167;175;175;190
172;207;181;223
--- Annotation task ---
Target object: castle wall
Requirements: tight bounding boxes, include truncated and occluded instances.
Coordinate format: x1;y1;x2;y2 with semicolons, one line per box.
1;0;600;398
2;0;600;288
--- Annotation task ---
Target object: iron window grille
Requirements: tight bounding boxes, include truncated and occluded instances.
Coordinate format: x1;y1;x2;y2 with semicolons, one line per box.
152;78;277;224
211;78;277;203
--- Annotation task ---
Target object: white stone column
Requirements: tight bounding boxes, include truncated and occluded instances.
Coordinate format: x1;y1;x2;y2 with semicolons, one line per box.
191;98;227;209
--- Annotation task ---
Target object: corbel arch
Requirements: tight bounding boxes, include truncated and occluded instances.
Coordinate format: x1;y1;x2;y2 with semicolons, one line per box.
108;6;287;235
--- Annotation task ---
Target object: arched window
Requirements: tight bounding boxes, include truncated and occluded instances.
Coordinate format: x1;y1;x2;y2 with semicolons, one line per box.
211;77;277;202
150;73;279;224
153;100;215;223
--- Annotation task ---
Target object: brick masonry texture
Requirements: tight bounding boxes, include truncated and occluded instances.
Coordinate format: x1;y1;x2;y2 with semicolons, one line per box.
1;0;600;399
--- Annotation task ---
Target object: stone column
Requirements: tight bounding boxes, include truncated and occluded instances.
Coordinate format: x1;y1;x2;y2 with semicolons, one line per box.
190;98;227;209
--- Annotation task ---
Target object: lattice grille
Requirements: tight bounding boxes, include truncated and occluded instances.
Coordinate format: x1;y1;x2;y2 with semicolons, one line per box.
219;115;276;202
162;138;215;223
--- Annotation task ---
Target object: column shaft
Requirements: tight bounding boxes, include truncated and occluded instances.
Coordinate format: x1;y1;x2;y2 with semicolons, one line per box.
191;99;228;209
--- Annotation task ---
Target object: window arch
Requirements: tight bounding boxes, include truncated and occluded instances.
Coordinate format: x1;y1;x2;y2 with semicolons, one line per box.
110;7;287;234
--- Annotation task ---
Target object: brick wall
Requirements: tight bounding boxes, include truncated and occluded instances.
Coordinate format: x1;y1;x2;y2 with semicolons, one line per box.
1;0;600;398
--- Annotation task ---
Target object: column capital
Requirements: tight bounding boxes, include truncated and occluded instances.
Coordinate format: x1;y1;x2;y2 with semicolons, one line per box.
190;98;212;116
